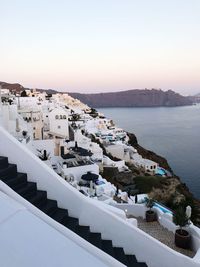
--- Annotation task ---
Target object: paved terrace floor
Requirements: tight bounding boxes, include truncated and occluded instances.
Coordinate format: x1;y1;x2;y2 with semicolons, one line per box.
128;216;195;258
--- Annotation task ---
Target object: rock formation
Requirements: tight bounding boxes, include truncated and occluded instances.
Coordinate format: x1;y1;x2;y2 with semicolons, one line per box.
69;89;193;107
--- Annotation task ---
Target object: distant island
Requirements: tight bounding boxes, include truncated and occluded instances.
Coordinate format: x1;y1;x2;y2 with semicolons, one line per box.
69;89;193;107
0;81;193;107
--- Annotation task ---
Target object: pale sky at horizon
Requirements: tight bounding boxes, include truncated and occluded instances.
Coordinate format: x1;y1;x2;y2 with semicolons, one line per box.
1;0;200;95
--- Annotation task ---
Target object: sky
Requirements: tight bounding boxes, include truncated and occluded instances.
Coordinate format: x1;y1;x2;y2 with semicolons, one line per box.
1;0;200;95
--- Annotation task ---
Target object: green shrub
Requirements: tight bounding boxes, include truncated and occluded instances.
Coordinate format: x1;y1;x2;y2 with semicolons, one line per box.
134;176;165;193
173;207;190;233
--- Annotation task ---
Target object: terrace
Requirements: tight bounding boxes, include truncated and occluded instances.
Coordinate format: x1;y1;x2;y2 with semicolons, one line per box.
128;215;195;258
114;198;199;260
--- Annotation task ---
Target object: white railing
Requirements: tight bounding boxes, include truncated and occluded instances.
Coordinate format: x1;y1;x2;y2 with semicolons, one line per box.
0;126;200;267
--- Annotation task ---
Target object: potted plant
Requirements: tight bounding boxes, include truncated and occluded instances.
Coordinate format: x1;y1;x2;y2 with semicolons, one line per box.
173;207;191;249
37;149;50;161
145;198;157;222
22;130;28;138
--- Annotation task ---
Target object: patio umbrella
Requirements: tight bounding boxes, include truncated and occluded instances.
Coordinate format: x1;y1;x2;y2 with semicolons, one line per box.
81;172;99;182
61;153;76;160
79;150;93;157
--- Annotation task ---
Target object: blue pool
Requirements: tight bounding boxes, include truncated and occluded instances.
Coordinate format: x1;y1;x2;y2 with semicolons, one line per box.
156;167;166;176
153;202;173;214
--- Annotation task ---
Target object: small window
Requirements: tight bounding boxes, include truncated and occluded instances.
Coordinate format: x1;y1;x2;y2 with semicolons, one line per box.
63;115;66;119
55;115;59;119
60;115;63;119
58;126;61;129
46;115;48;118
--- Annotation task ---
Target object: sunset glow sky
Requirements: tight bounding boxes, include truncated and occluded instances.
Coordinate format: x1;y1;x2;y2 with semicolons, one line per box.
1;0;200;95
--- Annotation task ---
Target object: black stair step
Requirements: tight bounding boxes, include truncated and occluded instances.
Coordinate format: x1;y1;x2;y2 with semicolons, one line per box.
4;173;27;190
75;225;90;240
64;216;79;231
0;164;17;179
26;190;47;207
40;199;58;216
126;255;140;267
102;240;114;257
139;263;148;267
0;156;8;168
15;182;37;198
51;208;69;224
113;247;128;266
89;233;102;249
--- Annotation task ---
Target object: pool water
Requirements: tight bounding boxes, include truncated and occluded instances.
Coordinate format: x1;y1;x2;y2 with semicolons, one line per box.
155;167;166;176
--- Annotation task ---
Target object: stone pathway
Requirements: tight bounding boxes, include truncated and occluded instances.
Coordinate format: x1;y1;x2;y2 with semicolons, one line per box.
129;216;195;258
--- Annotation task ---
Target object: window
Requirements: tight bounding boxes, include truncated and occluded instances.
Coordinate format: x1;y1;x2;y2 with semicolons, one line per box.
63;115;66;119
60;115;63;119
46;115;48;118
55;115;59;119
58;126;61;129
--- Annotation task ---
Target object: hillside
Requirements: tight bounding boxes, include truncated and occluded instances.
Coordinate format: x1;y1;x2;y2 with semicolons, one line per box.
0;81;24;92
69;89;193;107
0;81;58;95
0;81;193;107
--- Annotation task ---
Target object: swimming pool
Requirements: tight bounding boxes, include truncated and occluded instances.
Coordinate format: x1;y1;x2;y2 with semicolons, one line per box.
155;167;166;176
153;202;173;214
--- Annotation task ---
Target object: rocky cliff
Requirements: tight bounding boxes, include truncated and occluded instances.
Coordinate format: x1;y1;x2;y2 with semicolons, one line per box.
99;130;200;225
0;81;24;92
127;132;172;172
127;132;200;225
69;89;193;107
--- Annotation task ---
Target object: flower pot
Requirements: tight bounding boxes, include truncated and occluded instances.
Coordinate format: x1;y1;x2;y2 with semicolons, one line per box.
175;229;191;249
146;210;156;222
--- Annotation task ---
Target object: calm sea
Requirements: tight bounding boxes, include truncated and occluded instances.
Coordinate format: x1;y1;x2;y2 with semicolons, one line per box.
98;105;200;199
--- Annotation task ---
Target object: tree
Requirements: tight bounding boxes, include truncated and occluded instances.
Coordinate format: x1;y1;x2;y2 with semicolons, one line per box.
173;207;190;234
21;90;27;97
146;198;154;211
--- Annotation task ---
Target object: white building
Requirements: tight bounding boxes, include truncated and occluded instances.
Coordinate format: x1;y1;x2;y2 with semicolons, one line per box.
131;153;158;173
18;109;43;139
48;107;69;138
